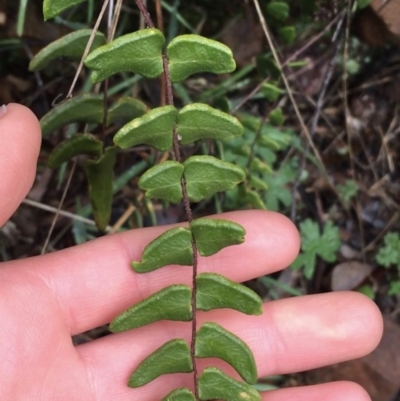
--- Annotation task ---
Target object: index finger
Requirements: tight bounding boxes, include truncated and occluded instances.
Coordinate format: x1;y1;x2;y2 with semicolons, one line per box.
0;104;41;226
1;210;300;335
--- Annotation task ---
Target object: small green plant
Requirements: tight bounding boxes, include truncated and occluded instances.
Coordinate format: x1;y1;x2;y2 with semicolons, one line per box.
35;0;264;400
291;219;341;279
376;232;400;296
337;179;359;208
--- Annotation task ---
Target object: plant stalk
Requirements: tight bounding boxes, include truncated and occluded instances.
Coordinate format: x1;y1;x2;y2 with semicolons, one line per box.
134;1;199;398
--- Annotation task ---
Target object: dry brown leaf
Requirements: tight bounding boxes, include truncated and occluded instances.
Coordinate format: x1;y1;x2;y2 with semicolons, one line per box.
371;0;400;38
354;0;400;46
331;261;373;291
221;9;263;67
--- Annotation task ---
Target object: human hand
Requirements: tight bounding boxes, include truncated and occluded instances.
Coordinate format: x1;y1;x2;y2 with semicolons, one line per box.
0;104;383;401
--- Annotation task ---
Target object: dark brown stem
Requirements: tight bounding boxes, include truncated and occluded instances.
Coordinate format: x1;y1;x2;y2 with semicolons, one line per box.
135;0;154;28
135;2;199;399
102;79;109;142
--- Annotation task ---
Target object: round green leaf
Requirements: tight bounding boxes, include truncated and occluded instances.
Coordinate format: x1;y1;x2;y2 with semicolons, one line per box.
84;28;165;83
196;273;263;315
128;339;193;388
107;96;148;125
138;161;184;204
167;34;236;82
109;285;192;332
29;29;106;71
196;322;258;384
266;2;289;21
190;218;245;256
47;133;103;168
84;146;118;231
40;93;104;137
132;227;193;273
269;107;285;126
198;367;261;401
177;103;243;145
183;156;246;202
161;388;196;401
43;0;87;20
113;106;177;151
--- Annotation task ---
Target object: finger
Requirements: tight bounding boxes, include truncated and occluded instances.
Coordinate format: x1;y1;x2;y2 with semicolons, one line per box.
0;104;41;226
262;382;371;401
2;210;299;334
76;292;382;401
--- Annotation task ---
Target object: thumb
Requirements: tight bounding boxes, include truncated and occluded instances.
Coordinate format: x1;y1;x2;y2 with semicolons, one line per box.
0;104;41;226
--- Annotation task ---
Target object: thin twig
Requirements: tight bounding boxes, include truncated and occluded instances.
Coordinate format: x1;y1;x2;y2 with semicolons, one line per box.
66;0;111;99
41;161;77;254
252;0;326;173
284;11;344;67
342;0;366;258
231;76;270;115
155;0;164;32
291;9;347;221
109;0;124;40
22;198;113;232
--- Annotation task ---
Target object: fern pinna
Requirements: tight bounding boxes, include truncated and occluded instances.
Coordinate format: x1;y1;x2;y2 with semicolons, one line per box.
34;1;264;400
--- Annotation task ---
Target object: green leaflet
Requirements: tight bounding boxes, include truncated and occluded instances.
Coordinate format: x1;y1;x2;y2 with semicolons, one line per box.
29;30;106;71
177;103;243;144
279;26;296;45
196;322;257;384
246;190;267;210
128;339;193;388
198;367;261;401
184;156;245;202
43;0;87;20
161;388;195;401
138;161;184;204
132;227;193;273
249;175;268;191
84;146;118;231
190;218;245;257
84;28;165;83
167;34;236;82
107;96;148;125
113;106;177;151
266;1;290;21
40;93;104;137
269;107;285;126
47;133;103;168
196;273;263;315
109;285;192;332
250;157;272;175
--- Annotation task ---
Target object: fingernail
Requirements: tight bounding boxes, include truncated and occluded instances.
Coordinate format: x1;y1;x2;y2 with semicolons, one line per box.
0;104;7;118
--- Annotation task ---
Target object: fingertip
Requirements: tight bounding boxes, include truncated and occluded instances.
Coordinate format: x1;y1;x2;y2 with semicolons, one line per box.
271;211;301;265
0;103;41;225
245;210;301;271
346;291;384;354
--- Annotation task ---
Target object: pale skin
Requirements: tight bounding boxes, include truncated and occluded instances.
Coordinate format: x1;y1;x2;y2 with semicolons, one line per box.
0;104;383;401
